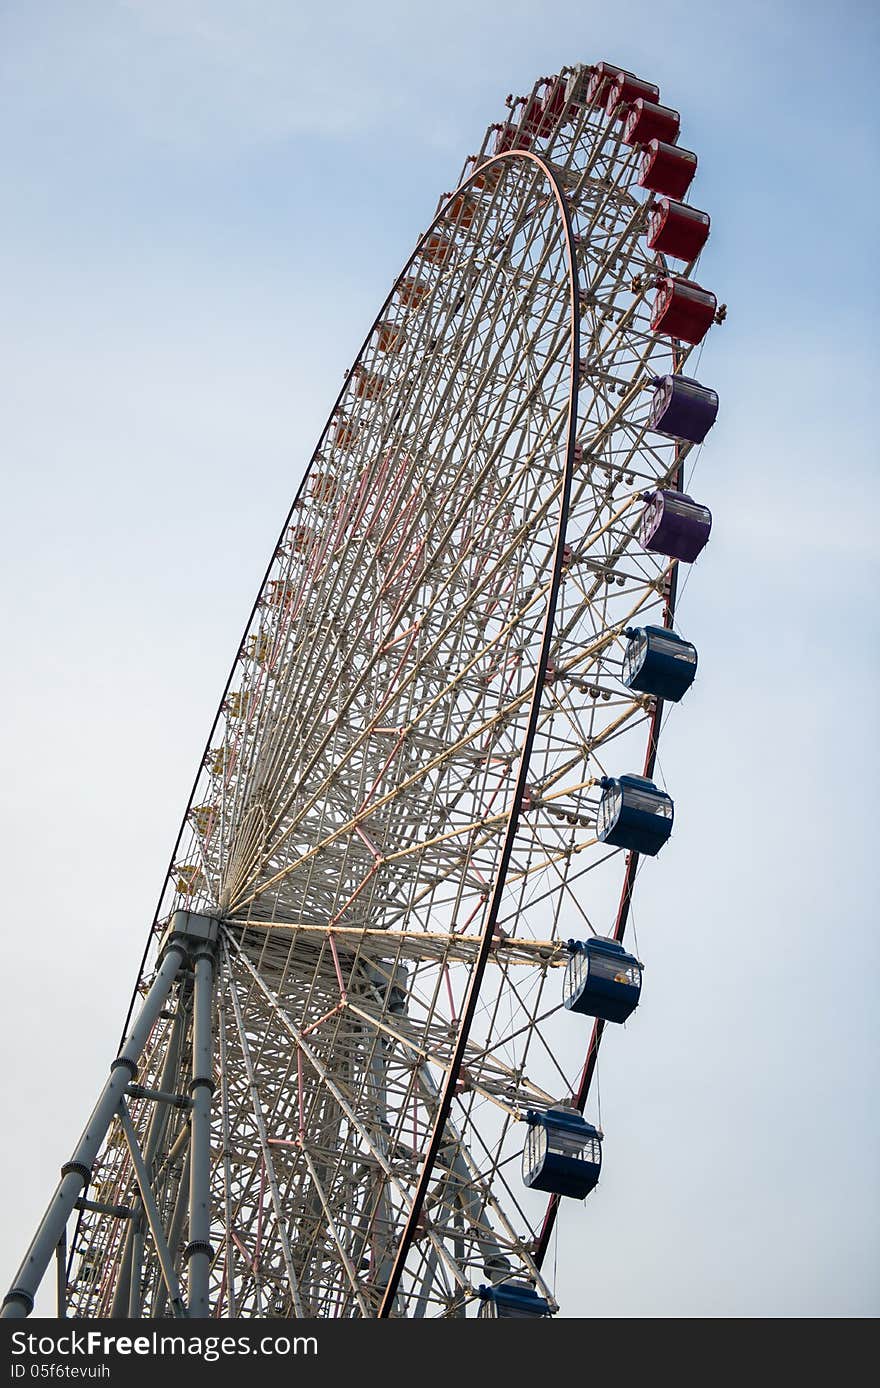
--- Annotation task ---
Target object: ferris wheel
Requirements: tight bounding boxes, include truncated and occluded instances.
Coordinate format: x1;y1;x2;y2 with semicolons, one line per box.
3;59;724;1321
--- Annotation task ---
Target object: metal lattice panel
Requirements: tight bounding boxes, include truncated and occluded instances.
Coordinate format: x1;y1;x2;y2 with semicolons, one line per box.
5;63;719;1322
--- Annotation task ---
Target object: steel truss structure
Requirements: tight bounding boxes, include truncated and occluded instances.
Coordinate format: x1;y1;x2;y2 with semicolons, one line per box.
3;62;719;1319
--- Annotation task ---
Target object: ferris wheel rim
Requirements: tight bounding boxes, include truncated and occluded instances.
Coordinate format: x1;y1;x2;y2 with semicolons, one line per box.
64;66;720;1320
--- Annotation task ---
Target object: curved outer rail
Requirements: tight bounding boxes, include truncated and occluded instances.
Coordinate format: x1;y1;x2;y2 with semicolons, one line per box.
376;149;581;1315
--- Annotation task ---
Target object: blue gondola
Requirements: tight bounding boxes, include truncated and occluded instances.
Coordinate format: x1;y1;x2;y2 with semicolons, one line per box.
596;774;673;855
623;625;698;702
477;1282;551;1318
521;1107;602;1199
564;937;643;1023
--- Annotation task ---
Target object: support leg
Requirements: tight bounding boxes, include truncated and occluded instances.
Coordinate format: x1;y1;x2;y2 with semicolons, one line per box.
1;942;187;1319
186;947;216;1317
110;1000;187;1318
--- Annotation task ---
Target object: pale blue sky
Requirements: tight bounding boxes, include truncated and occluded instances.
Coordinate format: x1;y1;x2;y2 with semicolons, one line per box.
1;0;877;1317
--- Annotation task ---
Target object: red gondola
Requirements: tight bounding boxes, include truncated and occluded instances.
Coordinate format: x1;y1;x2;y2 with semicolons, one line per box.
493;123;533;155
646;200;710;262
650;275;717;345
638;139;698;198
623;98;680;147
419;232;454;265
585;60;633;106
606;72;660;117
536;75;575;135
519;94;546;136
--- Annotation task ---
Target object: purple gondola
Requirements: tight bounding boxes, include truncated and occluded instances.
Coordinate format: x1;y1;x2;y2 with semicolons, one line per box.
640;489;712;562
648;374;719;444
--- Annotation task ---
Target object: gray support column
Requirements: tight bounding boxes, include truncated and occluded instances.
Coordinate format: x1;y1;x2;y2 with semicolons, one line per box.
151;1151;190;1319
127;1219;145;1317
108;1228;134;1320
110;1001;187;1319
185;948;215;1317
1;942;186;1319
117;1103;187;1319
216;986;237;1317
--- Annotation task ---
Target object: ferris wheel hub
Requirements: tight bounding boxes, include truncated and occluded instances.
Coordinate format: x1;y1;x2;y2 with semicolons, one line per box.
161;909;221;957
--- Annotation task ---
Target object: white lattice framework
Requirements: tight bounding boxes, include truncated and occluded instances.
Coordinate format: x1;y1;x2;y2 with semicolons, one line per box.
61;64;716;1319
